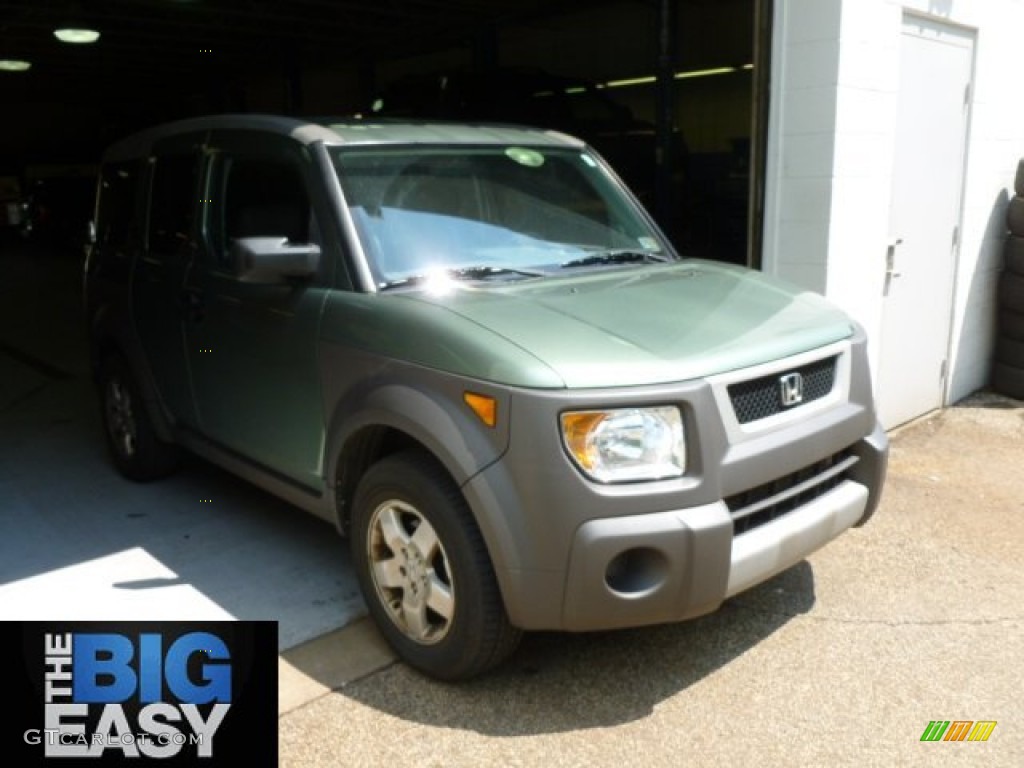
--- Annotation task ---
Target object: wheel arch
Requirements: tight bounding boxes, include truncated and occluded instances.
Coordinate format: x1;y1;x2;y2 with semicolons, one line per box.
90;304;176;444
325;383;507;548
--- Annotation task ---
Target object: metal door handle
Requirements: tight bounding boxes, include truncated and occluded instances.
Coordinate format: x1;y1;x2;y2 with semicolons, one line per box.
886;239;903;280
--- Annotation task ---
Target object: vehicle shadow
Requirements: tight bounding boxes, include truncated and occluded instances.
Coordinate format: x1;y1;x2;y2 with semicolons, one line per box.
327;560;815;735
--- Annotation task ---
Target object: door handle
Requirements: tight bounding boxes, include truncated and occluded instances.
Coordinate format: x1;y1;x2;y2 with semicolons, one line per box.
884;239;903;295
885;239;903;278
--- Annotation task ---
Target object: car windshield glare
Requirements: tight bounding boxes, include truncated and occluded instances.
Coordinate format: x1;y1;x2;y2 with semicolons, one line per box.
331;145;669;286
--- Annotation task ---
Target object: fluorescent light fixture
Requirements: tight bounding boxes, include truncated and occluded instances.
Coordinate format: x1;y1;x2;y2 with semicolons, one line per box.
604;63;754;89
0;59;31;71
675;66;736;80
54;28;101;44
605;75;657;89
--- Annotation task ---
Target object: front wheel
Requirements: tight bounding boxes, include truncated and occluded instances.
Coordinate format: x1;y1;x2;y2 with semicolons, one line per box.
350;451;521;680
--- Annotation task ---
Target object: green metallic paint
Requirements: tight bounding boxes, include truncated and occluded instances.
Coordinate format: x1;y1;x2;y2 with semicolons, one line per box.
320;260;852;389
186;277;331;490
320;291;566;389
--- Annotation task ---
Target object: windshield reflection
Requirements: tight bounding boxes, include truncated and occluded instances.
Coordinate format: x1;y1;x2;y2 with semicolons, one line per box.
332;146;671;287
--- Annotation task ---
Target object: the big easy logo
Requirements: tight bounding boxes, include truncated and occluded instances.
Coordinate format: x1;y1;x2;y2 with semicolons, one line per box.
29;630;231;759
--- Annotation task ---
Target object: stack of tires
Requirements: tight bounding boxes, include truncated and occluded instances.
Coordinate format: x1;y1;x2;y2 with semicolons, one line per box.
995;158;1024;399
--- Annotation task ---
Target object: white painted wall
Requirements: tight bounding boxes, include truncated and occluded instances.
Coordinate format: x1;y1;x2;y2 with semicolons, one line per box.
764;0;1024;404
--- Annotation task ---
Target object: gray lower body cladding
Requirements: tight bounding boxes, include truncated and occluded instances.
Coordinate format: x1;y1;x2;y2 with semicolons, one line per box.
461;335;887;632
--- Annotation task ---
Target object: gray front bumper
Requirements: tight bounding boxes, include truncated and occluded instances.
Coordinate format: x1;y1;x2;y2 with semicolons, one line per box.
560;478;869;631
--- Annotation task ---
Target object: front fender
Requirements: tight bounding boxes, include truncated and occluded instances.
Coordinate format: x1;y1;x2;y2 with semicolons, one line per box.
320;343;513;493
326;381;509;487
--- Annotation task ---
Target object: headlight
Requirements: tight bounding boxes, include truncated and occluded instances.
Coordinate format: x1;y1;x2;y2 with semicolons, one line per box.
560;406;685;483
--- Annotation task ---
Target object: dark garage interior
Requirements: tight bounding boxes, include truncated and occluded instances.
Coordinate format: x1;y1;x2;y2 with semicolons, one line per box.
1;0;768;265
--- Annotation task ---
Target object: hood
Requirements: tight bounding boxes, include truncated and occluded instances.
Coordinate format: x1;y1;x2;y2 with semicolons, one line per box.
401;260;853;388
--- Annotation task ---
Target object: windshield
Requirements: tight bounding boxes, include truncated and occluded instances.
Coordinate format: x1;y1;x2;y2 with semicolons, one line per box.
331;145;673;287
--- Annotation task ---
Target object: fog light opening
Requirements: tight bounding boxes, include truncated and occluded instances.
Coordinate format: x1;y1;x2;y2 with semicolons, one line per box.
605;547;668;596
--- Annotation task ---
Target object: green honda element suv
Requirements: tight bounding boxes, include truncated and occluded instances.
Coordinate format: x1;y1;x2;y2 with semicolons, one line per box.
84;115;888;680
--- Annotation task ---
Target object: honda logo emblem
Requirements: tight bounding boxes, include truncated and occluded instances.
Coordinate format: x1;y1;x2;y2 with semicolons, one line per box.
779;372;804;407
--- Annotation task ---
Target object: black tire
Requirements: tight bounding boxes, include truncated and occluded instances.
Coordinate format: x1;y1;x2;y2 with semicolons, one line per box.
350;451;521;681
1007;196;1024;239
1015;157;1024;198
1006;235;1024;276
98;355;180;481
999;272;1024;313
991;362;1024;400
998;309;1024;342
995;336;1024;368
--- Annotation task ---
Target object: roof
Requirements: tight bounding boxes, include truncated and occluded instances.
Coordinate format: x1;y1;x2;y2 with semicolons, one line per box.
101;114;586;163
322;120;585;148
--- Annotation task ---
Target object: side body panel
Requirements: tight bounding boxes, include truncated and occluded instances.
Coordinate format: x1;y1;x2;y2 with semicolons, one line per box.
182;130;341;491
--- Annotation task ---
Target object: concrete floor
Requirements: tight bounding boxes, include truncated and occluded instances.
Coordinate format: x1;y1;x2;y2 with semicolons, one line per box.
3;237;1022;765
0;239;365;649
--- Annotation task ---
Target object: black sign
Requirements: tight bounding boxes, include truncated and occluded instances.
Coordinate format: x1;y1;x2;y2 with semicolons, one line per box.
3;621;277;766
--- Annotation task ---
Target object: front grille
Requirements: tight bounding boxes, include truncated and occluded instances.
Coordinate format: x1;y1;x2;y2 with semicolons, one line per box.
727;356;837;424
726;448;858;536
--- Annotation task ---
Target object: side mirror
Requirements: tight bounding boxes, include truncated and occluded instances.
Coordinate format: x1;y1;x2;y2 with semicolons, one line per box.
231;237;321;284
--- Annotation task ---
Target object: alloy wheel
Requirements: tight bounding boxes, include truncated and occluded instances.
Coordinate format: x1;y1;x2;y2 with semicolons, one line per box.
366;499;455;645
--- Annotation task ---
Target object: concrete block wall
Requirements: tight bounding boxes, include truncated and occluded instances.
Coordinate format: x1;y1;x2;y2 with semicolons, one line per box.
764;0;1024;404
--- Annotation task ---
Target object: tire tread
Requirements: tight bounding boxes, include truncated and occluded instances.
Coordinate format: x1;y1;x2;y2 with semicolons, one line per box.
1007;196;1024;238
992;362;1024;400
995;336;1024;368
1005;235;1024;276
998;309;1024;342
999;272;1024;313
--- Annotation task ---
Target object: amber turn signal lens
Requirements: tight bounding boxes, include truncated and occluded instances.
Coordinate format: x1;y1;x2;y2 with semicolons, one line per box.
464;392;498;427
559;411;607;470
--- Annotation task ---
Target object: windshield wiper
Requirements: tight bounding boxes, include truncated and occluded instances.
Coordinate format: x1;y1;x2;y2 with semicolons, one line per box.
378;265;545;291
451;265;547;280
560;250;672;269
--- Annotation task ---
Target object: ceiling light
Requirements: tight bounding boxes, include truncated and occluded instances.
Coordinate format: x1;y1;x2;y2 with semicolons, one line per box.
674;67;736;80
604;64;755;90
53;28;101;44
605;75;657;89
0;60;32;71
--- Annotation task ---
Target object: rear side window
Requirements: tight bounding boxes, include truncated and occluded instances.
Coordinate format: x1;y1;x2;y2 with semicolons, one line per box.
95;161;139;252
148;153;200;255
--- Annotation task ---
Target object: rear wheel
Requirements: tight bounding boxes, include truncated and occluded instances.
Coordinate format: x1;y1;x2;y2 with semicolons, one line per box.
350;451;521;680
98;355;179;481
